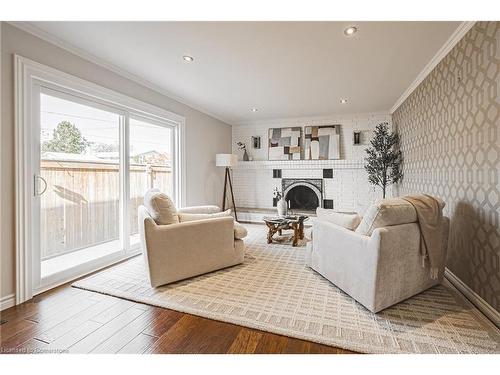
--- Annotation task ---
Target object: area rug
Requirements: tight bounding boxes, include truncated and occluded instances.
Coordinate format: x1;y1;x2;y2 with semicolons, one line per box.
73;224;500;354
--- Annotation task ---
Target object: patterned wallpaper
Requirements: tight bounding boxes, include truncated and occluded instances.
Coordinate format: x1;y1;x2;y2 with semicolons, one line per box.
393;22;500;311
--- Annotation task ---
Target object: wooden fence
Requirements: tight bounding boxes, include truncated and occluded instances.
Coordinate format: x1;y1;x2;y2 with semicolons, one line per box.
40;159;171;259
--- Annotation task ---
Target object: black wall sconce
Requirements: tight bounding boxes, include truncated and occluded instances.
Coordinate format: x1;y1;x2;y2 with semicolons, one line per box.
353;131;362;145
252;136;261;149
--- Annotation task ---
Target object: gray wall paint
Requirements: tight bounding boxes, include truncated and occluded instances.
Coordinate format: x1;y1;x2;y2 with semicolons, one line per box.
393;22;500;311
0;23;232;300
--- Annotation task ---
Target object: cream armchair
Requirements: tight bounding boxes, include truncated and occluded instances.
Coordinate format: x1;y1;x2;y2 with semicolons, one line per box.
306;198;449;313
138;201;245;288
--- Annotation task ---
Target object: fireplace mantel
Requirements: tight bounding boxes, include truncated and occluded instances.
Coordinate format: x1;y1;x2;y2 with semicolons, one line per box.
232;160;364;170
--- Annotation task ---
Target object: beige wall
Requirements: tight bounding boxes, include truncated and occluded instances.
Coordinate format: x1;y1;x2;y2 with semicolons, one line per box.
393;22;500;311
0;23;232;300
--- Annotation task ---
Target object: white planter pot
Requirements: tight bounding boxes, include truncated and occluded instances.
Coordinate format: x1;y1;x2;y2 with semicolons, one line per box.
277;198;288;217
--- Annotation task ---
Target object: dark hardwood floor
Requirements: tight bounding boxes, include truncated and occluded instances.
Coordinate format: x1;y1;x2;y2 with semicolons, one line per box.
0;282;355;354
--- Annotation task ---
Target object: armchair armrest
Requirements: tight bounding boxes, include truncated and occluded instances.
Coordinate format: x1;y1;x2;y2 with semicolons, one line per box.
313;218;372;250
177;205;221;214
308;219;379;309
310;219;376;273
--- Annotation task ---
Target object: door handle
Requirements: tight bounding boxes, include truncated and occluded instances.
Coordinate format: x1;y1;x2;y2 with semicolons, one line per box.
34;175;48;196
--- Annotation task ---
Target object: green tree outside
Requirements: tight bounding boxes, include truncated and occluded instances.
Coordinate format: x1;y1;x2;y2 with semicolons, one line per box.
42;121;90;154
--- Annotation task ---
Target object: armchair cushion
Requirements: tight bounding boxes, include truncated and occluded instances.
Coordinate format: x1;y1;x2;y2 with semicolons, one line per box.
144;188;179;225
316;208;362;231
355;198;417;236
178;209;232;222
177;210;247;239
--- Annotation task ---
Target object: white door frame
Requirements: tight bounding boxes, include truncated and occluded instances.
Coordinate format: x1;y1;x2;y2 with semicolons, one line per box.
15;55;186;304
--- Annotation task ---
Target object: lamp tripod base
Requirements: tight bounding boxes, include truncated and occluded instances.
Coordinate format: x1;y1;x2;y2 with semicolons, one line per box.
222;167;238;221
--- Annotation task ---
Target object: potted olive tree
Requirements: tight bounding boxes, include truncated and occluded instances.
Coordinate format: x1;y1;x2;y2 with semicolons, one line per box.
364;122;403;198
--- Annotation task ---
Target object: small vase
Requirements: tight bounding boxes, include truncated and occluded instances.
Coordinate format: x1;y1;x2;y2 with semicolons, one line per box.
310;140;320;160
243;150;249;161
277;198;287;217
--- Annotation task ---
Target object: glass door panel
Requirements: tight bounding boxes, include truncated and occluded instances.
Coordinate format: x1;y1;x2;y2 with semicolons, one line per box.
39;89;122;280
129;117;173;246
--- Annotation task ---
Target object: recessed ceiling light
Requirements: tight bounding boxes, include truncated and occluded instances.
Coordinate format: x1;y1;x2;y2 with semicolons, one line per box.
183;55;194;62
251;108;258;112
344;26;358;36
340;99;348;104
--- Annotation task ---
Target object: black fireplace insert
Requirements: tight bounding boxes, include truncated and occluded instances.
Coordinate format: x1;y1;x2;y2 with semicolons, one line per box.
282;178;322;211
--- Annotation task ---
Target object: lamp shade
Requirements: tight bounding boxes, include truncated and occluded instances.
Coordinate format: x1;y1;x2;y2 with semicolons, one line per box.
216;153;238;167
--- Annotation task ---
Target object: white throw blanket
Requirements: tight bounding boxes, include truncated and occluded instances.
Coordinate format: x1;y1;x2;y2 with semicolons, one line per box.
402;194;444;279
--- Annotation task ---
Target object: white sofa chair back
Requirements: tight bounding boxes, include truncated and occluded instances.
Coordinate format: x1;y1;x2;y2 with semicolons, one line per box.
306;198;449;313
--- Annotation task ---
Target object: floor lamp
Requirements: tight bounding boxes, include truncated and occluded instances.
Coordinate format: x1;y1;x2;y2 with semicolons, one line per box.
216;154;238;221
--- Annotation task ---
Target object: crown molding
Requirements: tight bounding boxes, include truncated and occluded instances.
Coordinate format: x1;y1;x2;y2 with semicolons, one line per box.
7;21;233;126
390;21;476;114
233;111;392;127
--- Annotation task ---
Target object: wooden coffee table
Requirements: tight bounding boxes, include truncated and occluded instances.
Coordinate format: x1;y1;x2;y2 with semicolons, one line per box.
263;215;309;247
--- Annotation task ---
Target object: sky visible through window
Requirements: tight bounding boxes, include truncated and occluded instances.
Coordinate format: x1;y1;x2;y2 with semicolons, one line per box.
40;93;171;160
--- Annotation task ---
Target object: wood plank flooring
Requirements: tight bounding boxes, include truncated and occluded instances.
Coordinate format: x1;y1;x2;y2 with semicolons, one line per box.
0;282;355;354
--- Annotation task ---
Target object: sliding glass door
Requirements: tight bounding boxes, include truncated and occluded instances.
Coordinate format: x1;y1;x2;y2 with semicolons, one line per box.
128;117;173;247
36;87;124;285
32;84;178;292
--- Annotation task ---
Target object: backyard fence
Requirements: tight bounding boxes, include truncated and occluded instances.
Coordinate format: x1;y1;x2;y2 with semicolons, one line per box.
40;159;171;259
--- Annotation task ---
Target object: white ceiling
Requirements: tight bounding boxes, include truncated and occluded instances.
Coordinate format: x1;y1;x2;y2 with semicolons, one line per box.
24;21;460;124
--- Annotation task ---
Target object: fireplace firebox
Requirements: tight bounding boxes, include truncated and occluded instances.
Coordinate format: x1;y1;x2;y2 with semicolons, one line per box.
282;179;322;212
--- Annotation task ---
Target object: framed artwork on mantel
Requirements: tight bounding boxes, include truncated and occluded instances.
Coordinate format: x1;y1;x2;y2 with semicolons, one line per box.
304;125;341;160
268;127;302;160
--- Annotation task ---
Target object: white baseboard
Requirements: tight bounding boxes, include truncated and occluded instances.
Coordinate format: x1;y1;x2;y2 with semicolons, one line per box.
0;294;15;312
445;268;500;328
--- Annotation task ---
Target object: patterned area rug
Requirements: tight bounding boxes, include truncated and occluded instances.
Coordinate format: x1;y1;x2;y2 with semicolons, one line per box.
73;224;500;354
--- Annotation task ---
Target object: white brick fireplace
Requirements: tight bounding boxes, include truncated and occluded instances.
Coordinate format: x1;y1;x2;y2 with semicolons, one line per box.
231;112;393;222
